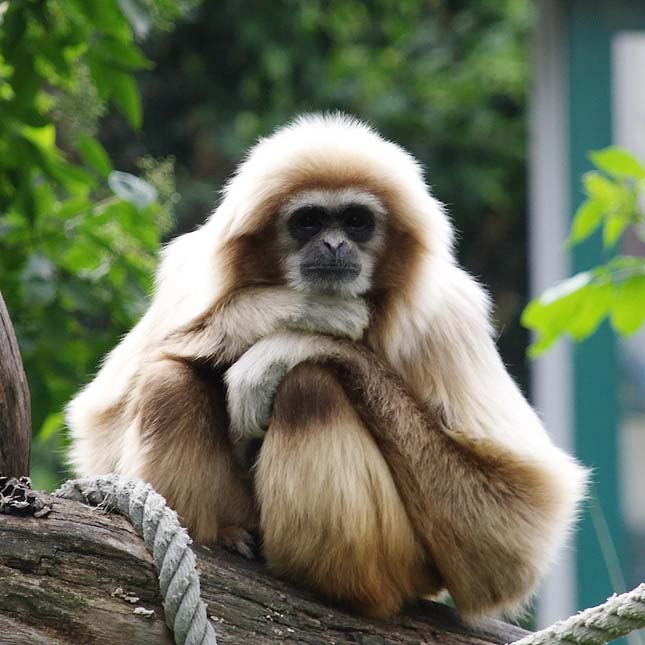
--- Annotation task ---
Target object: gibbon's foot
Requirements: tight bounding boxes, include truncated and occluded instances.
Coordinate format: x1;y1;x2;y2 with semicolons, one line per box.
219;526;260;560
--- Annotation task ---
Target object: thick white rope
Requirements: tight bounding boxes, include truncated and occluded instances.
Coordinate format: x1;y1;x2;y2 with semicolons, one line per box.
50;475;645;645
510;583;645;645
54;475;217;645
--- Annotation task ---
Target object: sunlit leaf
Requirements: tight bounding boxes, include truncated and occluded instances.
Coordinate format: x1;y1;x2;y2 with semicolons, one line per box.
610;275;645;335
582;171;619;207
523;272;600;355
569;199;604;244
590;146;645;180
567;281;613;340
535;272;592;306
20;123;56;150
44;155;96;193
603;212;630;249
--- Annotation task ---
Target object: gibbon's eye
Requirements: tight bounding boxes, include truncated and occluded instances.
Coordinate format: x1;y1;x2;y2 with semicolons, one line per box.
341;204;375;241
288;206;326;240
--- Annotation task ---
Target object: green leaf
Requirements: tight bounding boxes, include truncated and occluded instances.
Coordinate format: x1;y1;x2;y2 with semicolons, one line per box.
39;412;64;441
567;282;613;340
76;134;113;178
610;275;645;335
582;171;619;207
55;195;91;220
569;199;604;244
111;73;142;128
590;146;645;180
44;154;96;193
20;123;56;150
522;272;593;355
87;55;115;100
61;239;104;273
92;38;153;71
526;334;558;358
603;212;630;249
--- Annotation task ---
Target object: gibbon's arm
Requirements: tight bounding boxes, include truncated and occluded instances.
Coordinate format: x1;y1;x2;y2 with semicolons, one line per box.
161;287;369;365
66;285;367;477
226;279;587;618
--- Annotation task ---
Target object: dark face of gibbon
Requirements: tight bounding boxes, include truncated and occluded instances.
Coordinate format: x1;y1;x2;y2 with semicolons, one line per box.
279;188;386;297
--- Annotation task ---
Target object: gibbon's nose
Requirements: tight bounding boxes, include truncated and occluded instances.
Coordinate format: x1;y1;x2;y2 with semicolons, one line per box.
322;237;348;256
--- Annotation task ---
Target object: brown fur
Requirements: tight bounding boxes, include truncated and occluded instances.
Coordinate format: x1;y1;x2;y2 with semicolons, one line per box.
306;342;571;615
129;356;256;542
256;362;436;617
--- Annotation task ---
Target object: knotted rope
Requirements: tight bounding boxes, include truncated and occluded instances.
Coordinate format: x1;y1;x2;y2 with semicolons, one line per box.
54;475;217;645
510;583;645;645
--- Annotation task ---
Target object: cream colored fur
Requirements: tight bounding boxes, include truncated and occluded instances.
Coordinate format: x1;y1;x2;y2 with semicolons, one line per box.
257;362;430;617
67;113;587;619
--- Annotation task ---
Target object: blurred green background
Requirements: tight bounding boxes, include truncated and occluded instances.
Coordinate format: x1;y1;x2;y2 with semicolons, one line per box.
0;0;533;491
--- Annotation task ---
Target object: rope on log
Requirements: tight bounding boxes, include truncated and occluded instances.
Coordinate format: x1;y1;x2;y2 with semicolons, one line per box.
54;474;217;645
509;583;645;645
48;474;645;645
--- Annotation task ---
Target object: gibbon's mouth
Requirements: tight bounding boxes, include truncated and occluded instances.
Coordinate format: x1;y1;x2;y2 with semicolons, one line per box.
301;264;361;281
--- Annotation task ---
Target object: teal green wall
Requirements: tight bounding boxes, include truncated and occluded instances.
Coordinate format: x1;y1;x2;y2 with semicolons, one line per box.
565;0;645;615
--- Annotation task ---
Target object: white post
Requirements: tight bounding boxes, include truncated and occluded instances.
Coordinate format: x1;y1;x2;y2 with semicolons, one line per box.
530;0;576;627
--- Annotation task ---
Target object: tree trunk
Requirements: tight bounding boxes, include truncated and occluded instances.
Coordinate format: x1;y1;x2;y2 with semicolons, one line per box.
0;291;31;477
0;491;530;645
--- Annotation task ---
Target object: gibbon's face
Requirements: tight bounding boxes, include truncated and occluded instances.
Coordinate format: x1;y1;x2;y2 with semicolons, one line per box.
278;188;386;297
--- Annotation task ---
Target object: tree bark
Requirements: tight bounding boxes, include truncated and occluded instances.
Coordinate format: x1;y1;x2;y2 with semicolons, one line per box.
0;291;31;477
0;491;530;645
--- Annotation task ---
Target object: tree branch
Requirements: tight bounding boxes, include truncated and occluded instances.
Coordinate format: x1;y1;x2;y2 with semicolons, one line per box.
0;290;31;477
0;492;530;644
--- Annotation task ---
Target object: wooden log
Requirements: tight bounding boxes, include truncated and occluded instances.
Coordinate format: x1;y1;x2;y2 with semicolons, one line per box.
0;291;31;477
0;491;530;645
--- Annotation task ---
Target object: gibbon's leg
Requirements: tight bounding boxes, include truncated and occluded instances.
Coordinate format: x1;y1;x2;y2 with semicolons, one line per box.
126;357;257;553
254;362;437;618
228;332;586;618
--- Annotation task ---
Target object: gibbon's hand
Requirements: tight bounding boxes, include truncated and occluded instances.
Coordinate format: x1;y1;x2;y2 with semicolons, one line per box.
225;331;349;440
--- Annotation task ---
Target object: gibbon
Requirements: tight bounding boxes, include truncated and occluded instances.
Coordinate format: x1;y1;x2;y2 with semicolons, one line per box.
67;114;587;619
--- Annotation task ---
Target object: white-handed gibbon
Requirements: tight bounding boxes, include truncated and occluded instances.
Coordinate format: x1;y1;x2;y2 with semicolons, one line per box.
67;114;587;619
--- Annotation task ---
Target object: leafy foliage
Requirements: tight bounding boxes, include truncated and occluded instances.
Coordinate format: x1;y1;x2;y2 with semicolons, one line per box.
0;0;182;451
522;146;645;355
